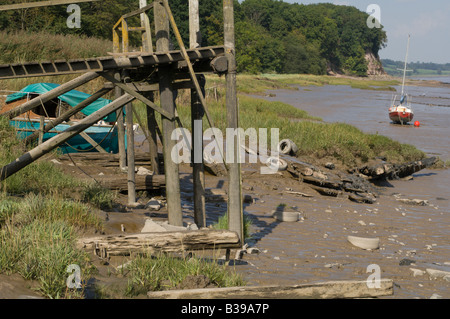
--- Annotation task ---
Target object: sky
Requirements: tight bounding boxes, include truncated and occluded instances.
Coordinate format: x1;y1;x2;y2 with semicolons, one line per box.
277;0;450;64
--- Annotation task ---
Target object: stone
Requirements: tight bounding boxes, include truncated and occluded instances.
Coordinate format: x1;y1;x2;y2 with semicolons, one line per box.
410;268;426;277
145;199;162;211
140;219;167;233
137;166;153;176
247;247;260;255
399;258;416;266
430;293;442;299
272;210;299;222
426;268;450;281
347;236;380;250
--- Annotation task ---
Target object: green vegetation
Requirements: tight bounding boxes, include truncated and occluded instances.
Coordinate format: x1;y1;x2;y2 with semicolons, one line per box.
383;59;450;77
122;252;245;297
212;213;253;241
0;0;386;76
0;193;100;299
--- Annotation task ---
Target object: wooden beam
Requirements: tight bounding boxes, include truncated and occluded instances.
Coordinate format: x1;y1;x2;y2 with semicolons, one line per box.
76;229;242;256
146;279;394;299
24;86;112;145
155;1;183;227
224;0;244;243
83;174;165;192
0;71;100;119
0;94;135;181
0;0;100;11
101;72;173;120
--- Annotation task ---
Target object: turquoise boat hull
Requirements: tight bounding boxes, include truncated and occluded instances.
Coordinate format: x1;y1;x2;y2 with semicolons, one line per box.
10;119;120;154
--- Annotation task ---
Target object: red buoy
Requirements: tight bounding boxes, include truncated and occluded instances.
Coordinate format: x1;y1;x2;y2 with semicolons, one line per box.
414;121;420;127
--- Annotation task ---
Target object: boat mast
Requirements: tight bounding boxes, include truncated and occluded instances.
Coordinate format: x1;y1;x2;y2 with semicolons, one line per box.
401;34;411;96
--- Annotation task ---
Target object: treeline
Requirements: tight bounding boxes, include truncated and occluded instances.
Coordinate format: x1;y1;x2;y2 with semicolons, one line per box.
383;59;450;76
0;0;387;76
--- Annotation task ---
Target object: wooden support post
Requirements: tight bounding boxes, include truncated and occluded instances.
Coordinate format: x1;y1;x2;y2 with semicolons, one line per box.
191;76;206;228
124;73;137;205
1;72;99;120
145;94;160;174
0;94;135;182
190;0;205;228
224;0;244;243
38;116;45;145
140;0;159;175
114;72;127;170
155;0;183;227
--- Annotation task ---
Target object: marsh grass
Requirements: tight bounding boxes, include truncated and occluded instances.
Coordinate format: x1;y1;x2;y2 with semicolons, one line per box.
212;213;253;241
123;252;245;297
0;194;102;298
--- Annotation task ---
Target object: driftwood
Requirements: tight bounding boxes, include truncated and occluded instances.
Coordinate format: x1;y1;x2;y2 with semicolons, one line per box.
59;152;163;169
358;157;438;180
147;279;394;299
77;229;241;256
83;174;165;191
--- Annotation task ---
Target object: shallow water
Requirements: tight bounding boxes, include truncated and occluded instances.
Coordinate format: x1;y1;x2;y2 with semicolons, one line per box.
238;82;450;298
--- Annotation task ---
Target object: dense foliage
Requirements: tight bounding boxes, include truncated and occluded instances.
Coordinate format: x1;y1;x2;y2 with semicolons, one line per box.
0;0;387;75
383;59;450;76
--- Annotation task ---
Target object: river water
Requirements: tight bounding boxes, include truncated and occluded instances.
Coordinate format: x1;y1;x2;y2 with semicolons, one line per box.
237;79;450;298
261;79;450;214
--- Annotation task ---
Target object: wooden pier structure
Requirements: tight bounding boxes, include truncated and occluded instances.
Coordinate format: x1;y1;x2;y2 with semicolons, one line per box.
0;0;244;242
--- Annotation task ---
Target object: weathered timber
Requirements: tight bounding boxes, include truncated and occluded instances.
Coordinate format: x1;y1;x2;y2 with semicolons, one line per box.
358;157;438;180
0;0;99;11
58;152;163;167
0;94;135;181
24;86;113;145
156;0;183;227
0;72;100;119
308;185;343;197
0;46;226;80
77;229;241;256
146;279;394;299
224;0;244;243
82;174;165;192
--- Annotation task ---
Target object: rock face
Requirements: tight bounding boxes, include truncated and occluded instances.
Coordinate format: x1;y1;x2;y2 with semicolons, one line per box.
365;51;386;76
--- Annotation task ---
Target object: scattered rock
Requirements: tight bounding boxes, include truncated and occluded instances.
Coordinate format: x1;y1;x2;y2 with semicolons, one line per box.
430;293;442;299
145;199;162;211
137;166;153;176
325;162;335;170
347;235;380;250
396;198;429;206
426;268;450;281
50;159;62;165
271;210;299;222
246;247;260;255
141;219;167;233
410;268;426;277
399;258;416;266
358;220;366;226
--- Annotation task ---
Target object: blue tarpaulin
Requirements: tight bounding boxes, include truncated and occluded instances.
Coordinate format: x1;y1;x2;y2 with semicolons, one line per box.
6;83;119;122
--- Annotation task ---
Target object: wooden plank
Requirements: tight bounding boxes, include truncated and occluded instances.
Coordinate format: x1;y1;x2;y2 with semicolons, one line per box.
224;0;243;242
0;71;100;119
85;174;165;192
0;0;100;11
155;1;183;227
23;86;112;145
76;229;242;256
0;94;135;181
102;72;173;120
146;279;394;299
